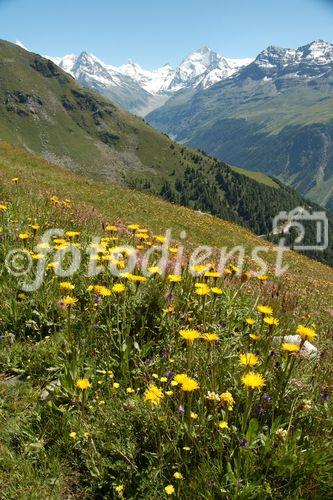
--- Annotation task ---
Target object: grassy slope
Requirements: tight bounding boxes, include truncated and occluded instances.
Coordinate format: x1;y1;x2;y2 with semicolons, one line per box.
0;39;277;192
0;141;332;498
230;165;278;188
1;140;332;322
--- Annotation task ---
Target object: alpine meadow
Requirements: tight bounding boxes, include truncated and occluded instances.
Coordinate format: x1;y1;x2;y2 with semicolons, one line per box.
0;1;333;499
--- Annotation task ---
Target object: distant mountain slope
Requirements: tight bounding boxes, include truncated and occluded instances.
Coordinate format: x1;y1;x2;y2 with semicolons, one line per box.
147;40;333;210
46;46;253;116
1;138;333;277
1;39;332;265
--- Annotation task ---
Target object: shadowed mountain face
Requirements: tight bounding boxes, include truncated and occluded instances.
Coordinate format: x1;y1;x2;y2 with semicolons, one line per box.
147;40;333;210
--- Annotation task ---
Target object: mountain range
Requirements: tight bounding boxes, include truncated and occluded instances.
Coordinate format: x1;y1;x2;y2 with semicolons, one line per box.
40;39;333;209
147;40;333;209
2;39;333;265
43;45;253;116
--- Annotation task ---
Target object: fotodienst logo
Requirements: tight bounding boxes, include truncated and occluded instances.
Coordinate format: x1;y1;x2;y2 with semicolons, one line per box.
272;207;329;251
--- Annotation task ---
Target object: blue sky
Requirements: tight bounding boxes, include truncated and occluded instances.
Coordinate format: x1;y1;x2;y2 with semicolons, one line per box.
1;0;333;68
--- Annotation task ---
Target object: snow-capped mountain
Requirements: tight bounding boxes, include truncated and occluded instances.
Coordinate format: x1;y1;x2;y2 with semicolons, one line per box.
166;46;253;92
43;46;253;115
118;61;175;94
248;40;333;79
147;40;333;210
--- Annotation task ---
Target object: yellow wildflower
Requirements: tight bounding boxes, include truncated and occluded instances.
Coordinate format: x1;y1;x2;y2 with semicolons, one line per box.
195;284;210;296
220;391;235;410
264;316;279;326
63;296;78;305
144;384;164;405
174;374;199;392
282;343;301;353
168;274;182;283
179;329;201;344
201;333;220;342
239;353;259;366
257;305;273;315
147;266;161;275
241;372;265;389
173;472;183;479
76;378;91;390
165;485;175;495
59;281;74;291
249;333;260;341
296;325;317;342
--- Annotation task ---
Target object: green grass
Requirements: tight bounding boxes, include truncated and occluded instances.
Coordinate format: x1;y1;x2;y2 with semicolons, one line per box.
230;165;278;188
0;142;332;498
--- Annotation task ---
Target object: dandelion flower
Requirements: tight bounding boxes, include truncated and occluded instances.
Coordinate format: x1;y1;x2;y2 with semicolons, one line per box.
258;275;268;281
296;325;317;342
174;374;199;392
241;372;265;390
63;296;78;305
173;472;183;479
257;305;273;315
126;387;135;394
264;316;279;326
179;329;201;344
147;266;161;275
201;333;219;342
195;284;210;296
246;318;255;326
165;485;175;495
144;384;164;405
76;378;91;390
218;421;229;429
192;264;209;275
18;232;30;240
115;484;124;493
112;283;125;293
168;274;182;283
205;271;221;278
249;333;260;341
99;287;112;297
211;287;223;295
282;343;300;353
59;281;74;291
239;353;259;366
